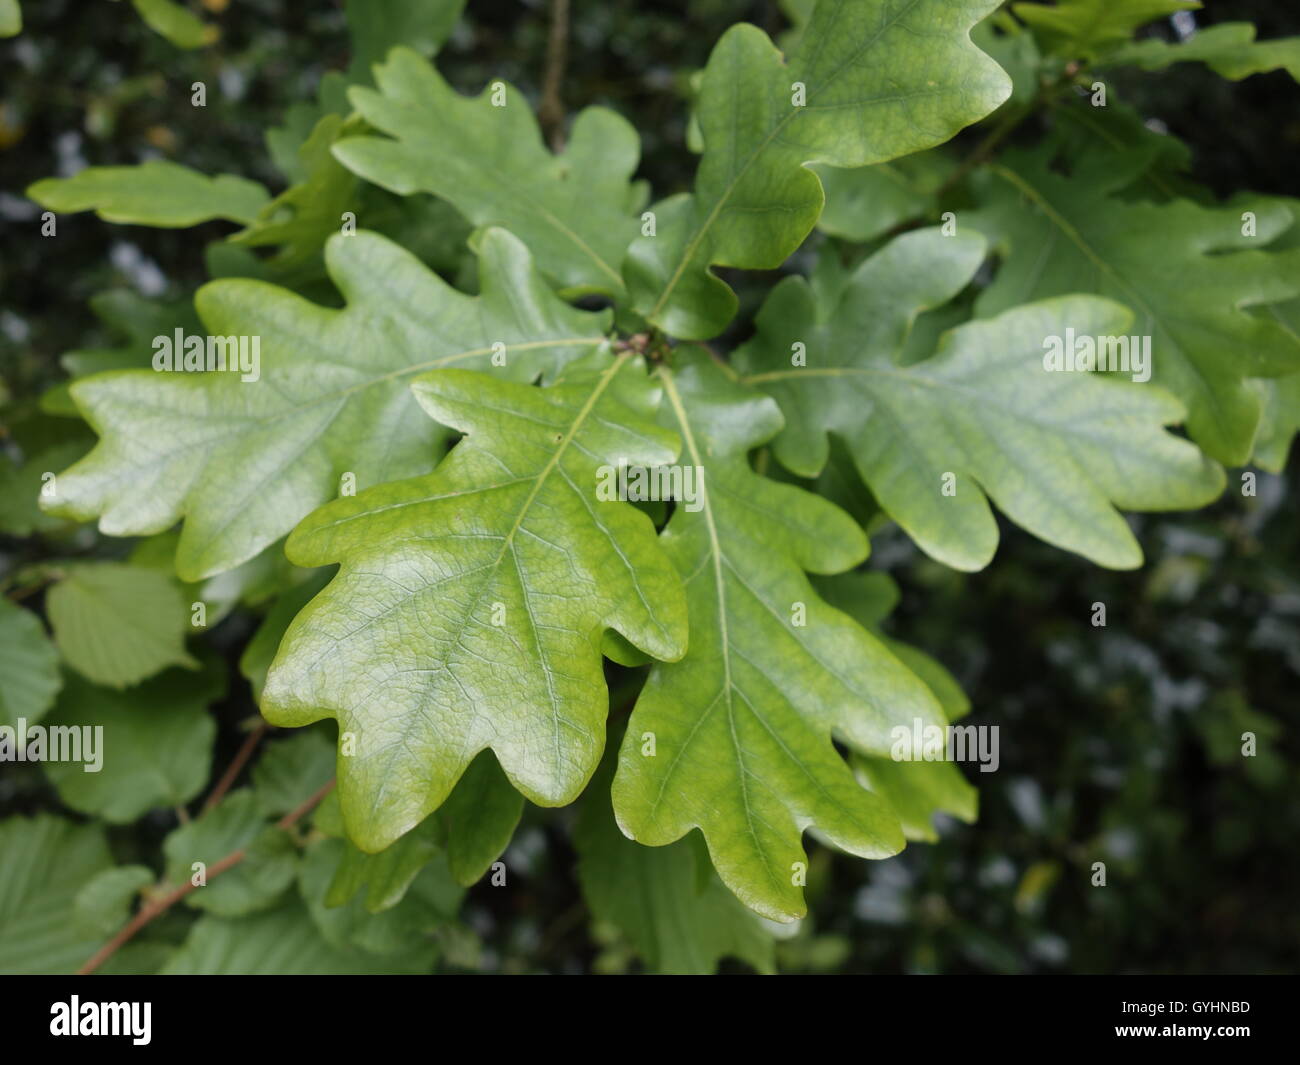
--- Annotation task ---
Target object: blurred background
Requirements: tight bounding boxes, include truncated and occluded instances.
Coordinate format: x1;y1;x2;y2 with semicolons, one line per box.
1;0;1297;973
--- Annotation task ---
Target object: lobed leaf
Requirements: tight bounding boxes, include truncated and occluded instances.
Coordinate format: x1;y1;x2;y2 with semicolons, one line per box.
734;228;1226;570
625;0;1011;338
262;351;689;853
43;228;609;580
613;349;944;921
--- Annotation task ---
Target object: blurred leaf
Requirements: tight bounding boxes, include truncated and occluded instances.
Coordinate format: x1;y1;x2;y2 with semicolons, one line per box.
160;900;432;973
0;597;61;729
576;748;775;974
74;865;154;937
163;792;298;916
0;815;114;974
42;667;222;822
1105;22;1300;81
46;562;198;688
439;750;523;887
28;160;267;227
251;728;336;817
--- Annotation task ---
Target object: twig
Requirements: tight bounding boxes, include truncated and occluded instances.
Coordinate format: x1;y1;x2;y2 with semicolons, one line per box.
202;721;270;813
77;779;335;975
538;0;571;151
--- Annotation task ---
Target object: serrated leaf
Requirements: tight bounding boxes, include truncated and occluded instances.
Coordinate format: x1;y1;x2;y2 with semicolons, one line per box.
45;562;198;688
735;228;1226;571
967;147;1300;464
74;865;154;937
160;900;431;974
439;749;523;886
1012;0;1198;59
27;160;266;227
1253;374;1300;472
44;228;609;580
0;815;114;974
334;47;642;297
0;598;61;729
613;349;945;921
1103;21;1300;81
624;0;1011;338
300;836;460;961
163;792;298;916
263;351;689;852
130;0;218;49
576;744;775;974
42;668;222;822
251;728;337;817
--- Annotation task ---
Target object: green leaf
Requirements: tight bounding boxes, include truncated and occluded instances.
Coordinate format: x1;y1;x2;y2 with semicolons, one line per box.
160;901;431;974
813;572;978;840
343;0;466;81
232;114;361;278
613;349;944;921
299;837;460;961
74;866;154;937
439;750;524;886
40;290;203;417
1103;22;1300;82
27;160;267;227
251;728;337;817
130;0;218;48
0;441;87;533
624;0;1011;338
318;815;443;913
735;227;1226;571
334;47;643;297
45;562;198;687
576;744;775;974
968;147;1300;464
0;598;61;729
42;668;222;823
1253;374;1300;472
263;350;689;853
163;791;298;916
0;815;114;974
0;0;20;38
43;228;609;580
239;571;334;702
1012;0;1198;59
812;152;954;244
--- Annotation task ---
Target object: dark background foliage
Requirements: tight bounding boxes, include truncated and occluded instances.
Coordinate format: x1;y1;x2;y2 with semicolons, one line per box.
1;0;1296;973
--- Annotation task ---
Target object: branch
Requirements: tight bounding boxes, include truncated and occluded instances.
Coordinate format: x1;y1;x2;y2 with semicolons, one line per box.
76;779;335;976
538;0;571;151
202;721;270;813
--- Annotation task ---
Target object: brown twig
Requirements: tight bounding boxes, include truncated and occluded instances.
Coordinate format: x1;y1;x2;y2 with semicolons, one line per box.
77;779;335;975
538;0;571;151
202;721;270;813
